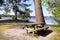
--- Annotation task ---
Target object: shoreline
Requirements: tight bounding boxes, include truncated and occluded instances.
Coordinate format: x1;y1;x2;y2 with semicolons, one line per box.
0;21;54;27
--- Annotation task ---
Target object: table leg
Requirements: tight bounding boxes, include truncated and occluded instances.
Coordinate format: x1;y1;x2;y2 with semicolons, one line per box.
33;25;36;36
33;31;34;35
26;29;28;34
26;25;28;34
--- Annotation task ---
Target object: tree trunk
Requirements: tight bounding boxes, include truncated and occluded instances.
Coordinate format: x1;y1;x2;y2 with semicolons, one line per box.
13;9;17;20
34;0;45;24
15;10;17;20
13;1;17;20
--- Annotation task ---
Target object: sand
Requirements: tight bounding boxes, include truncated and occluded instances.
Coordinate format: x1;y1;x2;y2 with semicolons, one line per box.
0;26;56;40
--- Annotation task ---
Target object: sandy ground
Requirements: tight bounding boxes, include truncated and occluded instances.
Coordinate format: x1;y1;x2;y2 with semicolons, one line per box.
0;27;56;40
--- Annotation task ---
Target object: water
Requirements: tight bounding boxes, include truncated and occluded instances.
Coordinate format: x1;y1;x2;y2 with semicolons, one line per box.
30;17;56;25
1;17;56;25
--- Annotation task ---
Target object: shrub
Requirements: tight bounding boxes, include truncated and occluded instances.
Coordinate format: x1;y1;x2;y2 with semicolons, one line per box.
12;16;16;20
0;15;1;19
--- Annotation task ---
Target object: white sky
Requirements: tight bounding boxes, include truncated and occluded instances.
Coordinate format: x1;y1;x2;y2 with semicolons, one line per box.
28;0;53;16
0;0;53;16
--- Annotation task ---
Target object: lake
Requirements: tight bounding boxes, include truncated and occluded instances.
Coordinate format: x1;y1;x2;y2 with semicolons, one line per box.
1;17;56;25
30;17;56;25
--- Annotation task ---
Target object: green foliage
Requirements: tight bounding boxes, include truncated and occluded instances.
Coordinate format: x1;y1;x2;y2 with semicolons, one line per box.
0;0;3;6
58;0;60;1
0;0;31;20
19;12;30;19
19;3;32;19
39;0;42;3
12;16;16;20
1;14;13;17
7;0;21;3
42;0;50;6
22;4;31;7
25;12;30;18
0;15;1;19
15;0;21;2
43;0;60;26
54;24;60;27
4;6;9;14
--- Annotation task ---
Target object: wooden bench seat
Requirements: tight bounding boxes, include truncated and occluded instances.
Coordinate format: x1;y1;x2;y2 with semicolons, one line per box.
25;26;49;35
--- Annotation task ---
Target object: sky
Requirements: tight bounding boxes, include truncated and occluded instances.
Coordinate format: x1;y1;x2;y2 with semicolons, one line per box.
28;0;53;16
0;0;53;16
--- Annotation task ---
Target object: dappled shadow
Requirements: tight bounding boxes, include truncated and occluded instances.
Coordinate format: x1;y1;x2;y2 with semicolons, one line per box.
34;30;53;37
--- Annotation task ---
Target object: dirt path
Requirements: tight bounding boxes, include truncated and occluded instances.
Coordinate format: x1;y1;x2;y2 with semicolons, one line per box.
0;27;57;40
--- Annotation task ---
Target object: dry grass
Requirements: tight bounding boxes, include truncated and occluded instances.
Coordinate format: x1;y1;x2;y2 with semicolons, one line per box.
49;27;60;40
49;27;60;33
0;23;22;32
49;33;60;40
0;23;60;40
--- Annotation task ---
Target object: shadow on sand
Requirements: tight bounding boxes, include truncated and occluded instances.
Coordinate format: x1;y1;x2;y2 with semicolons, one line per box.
34;30;53;37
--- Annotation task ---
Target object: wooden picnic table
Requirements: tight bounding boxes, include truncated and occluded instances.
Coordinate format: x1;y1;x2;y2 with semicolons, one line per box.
23;22;44;35
19;22;48;35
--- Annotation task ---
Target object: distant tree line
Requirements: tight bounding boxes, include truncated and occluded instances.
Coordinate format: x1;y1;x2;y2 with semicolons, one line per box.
0;14;13;17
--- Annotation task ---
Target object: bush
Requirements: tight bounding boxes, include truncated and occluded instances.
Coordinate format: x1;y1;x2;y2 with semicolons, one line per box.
12;16;16;20
0;15;1;19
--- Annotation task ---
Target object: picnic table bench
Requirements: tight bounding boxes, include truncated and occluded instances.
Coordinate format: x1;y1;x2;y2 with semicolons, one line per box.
23;22;49;35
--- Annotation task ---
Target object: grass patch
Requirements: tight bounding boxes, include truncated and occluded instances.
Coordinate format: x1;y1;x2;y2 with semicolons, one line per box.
0;23;22;32
49;27;60;40
50;27;60;33
49;33;60;40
